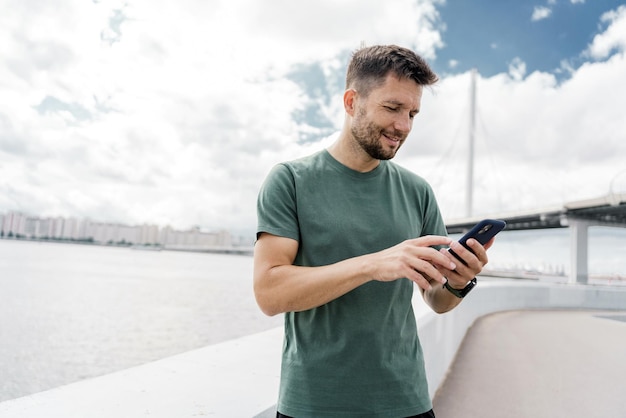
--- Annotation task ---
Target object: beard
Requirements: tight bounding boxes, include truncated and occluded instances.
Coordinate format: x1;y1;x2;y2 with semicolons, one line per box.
351;107;405;160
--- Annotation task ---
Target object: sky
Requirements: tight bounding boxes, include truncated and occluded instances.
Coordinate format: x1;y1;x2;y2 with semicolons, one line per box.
1;0;625;236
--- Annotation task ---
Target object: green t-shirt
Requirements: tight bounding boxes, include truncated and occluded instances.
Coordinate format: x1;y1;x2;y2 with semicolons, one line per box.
257;150;447;417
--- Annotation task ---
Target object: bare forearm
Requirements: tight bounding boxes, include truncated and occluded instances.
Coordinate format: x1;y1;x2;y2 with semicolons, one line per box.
253;234;455;316
254;256;372;316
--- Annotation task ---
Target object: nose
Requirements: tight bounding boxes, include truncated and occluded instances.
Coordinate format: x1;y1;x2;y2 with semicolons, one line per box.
393;112;412;135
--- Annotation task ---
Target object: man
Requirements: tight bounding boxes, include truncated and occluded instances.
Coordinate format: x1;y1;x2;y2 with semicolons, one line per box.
254;45;493;417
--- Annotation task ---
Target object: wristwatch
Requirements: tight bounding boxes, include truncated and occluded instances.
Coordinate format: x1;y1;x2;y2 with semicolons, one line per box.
444;277;477;298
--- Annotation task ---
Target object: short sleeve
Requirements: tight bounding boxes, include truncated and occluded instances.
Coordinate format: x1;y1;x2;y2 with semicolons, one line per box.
256;163;300;242
420;182;448;238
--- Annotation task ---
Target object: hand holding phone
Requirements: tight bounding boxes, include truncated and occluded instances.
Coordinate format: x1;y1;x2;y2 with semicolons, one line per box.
448;219;506;265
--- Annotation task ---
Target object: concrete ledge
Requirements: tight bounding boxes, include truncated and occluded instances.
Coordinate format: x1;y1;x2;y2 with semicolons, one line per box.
2;280;625;417
0;328;283;417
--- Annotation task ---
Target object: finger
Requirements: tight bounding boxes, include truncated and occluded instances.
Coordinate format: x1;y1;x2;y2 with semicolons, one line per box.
409;235;453;248
446;242;487;281
465;239;489;265
418;250;457;275
437;256;477;290
437;253;467;280
411;244;458;270
406;270;433;291
446;241;474;266
442;245;480;278
410;258;449;284
482;237;496;251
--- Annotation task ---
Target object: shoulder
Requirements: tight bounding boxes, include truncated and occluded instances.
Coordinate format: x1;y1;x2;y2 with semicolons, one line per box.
266;150;335;184
385;161;433;190
280;150;327;172
261;150;327;190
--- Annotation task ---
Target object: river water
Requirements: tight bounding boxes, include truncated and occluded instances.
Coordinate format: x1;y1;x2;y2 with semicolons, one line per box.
0;239;281;402
1;226;625;402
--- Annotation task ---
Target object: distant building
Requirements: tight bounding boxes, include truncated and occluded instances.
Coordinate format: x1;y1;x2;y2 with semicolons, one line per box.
0;211;235;250
1;212;27;237
160;226;231;250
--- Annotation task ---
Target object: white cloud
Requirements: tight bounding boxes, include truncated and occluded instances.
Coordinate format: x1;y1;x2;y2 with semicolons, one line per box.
532;6;552;22
0;0;444;232
1;0;625;234
507;57;527;81
585;5;626;59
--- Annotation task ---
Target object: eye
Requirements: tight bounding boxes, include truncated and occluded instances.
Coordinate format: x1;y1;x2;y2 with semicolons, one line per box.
384;106;398;112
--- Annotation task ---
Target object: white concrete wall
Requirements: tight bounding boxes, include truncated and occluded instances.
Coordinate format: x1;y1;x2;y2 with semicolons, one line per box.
417;280;626;398
0;328;284;418
1;280;625;417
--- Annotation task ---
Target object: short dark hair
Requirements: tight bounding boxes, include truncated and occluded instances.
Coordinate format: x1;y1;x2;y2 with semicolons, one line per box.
345;45;438;96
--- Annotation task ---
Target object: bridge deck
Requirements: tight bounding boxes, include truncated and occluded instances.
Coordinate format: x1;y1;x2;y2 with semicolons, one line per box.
432;309;626;418
445;192;626;233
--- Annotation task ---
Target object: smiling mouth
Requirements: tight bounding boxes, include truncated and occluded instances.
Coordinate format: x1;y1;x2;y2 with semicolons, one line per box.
383;132;403;144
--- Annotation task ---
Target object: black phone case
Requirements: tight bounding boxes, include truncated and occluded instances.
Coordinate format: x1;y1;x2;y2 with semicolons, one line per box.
449;219;506;264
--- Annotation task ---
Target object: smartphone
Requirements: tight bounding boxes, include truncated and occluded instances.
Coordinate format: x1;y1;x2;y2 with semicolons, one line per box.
449;219;506;264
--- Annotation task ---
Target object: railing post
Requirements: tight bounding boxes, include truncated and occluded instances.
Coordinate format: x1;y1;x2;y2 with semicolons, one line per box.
569;220;591;284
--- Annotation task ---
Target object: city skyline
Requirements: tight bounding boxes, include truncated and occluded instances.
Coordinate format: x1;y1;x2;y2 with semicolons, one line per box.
0;210;251;250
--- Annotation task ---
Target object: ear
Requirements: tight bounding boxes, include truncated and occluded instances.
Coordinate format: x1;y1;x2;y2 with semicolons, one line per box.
343;89;357;116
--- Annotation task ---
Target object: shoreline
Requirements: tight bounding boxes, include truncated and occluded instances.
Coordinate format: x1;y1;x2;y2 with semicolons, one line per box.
0;236;253;256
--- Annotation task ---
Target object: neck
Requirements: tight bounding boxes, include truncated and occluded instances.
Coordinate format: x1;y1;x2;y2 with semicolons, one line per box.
327;131;380;173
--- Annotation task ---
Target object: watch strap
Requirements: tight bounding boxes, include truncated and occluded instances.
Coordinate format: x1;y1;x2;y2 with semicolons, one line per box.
444;277;477;298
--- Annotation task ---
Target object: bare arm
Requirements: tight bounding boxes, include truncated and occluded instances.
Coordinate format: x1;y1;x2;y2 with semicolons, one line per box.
253;232;458;316
420;237;494;313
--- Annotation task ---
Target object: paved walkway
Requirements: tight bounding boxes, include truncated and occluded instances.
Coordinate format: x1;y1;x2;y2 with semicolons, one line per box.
432;309;626;418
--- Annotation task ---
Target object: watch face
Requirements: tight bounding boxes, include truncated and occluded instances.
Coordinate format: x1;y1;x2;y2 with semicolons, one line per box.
460;278;477;297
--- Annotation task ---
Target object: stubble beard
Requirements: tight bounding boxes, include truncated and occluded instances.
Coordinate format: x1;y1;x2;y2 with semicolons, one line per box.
351;108;404;161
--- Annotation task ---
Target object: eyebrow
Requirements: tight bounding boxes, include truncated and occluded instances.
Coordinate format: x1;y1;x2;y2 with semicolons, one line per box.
382;100;404;106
